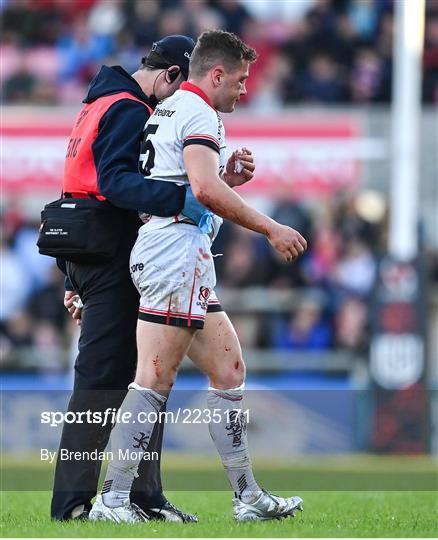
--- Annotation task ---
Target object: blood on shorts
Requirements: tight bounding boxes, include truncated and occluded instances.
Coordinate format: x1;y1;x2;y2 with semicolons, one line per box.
234;361;240;370
172;295;181;312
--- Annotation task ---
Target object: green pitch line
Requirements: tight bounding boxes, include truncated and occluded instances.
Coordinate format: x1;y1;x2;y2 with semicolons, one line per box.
1;491;437;537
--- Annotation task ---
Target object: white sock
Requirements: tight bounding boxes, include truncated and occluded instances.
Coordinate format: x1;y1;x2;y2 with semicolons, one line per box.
207;384;260;502
102;383;166;508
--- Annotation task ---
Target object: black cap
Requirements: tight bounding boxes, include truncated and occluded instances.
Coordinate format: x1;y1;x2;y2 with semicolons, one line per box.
141;35;195;80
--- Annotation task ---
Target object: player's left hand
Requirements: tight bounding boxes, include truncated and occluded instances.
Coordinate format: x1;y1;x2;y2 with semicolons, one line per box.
223;147;255;188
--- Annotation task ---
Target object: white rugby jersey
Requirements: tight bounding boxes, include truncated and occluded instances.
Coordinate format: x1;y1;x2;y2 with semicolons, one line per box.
138;81;226;233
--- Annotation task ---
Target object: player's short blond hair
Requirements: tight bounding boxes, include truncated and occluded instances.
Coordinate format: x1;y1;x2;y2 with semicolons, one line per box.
189;30;257;77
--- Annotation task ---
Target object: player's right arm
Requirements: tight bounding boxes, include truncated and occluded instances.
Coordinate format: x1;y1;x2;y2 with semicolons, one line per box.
183;145;307;262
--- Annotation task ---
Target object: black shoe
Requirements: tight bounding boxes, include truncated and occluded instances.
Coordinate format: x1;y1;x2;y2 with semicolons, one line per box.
71;504;89;520
73;510;89;520
143;500;198;523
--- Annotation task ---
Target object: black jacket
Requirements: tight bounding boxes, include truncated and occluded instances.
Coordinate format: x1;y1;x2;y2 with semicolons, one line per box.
86;65;185;214
59;66;186;290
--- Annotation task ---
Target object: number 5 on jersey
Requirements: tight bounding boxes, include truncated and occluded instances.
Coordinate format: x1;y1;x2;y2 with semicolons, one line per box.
139;124;159;176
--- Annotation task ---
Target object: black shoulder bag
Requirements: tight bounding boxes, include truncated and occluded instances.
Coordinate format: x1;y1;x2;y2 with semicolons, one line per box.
37;196;123;264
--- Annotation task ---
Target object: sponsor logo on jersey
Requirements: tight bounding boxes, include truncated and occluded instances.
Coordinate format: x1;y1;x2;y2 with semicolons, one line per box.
131;263;144;272
153;108;176;117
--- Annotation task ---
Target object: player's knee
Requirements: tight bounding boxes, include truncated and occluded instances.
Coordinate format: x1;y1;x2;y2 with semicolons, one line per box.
210;358;246;389
134;365;176;394
135;373;176;396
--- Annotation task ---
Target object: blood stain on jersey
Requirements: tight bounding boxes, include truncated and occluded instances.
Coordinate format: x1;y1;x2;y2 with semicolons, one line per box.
198;248;210;260
171;295;181;312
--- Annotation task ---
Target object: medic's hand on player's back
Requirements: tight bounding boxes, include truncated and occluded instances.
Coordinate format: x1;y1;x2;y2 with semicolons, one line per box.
182;185;215;234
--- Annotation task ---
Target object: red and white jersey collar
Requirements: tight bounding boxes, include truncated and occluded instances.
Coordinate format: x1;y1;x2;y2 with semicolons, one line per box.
180;81;216;110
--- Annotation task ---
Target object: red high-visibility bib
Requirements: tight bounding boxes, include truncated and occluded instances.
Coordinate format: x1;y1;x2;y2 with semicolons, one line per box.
63;92;152;199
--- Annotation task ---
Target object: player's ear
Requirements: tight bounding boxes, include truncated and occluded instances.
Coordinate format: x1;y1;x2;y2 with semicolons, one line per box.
166;66;181;84
211;66;225;87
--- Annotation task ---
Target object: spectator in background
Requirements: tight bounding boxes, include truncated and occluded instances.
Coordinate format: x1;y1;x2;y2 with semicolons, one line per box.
215;225;270;287
328;13;358;69
249;51;298;111
332;237;377;297
124;0;161;48
184;1;225;37
1;0;62;46
215;0;252;36
0;231;32;322
1;312;34;363
334;296;368;353
0;0;428;377
350;47;385;102
57;14;115;83
298;54;347;103
159;7;191;37
347;0;379;41
27;266;67;334
263;200;311;287
0;0;433;106
13;221;56;292
304;202;342;286
334;192;381;248
371;10;393;101
87;0;125;40
2;57;38;102
104;31;139;75
272;296;332;351
0;226;34;369
30;318;65;370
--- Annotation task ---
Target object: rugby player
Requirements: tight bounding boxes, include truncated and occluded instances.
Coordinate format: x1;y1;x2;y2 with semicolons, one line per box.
90;30;307;523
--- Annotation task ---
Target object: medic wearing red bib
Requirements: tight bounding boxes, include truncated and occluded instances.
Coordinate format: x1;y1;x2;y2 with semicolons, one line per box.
51;36;198;524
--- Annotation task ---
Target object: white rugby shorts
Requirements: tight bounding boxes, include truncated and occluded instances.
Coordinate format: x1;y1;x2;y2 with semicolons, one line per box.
130;223;222;329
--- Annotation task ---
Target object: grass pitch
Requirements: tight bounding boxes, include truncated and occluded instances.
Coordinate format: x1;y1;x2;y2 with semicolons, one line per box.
2;491;437;537
1;455;437;537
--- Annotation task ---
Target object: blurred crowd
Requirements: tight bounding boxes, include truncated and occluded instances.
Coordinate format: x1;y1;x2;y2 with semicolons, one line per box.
214;192;385;353
0;192;387;372
1;0;436;373
1;0;438;106
1;210;70;371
